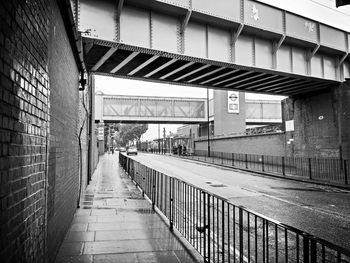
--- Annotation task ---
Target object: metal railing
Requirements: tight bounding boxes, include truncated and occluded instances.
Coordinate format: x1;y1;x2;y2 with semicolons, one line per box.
119;153;350;263
187;150;349;185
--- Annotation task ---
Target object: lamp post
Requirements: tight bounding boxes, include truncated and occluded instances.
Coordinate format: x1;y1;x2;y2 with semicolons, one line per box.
207;88;211;157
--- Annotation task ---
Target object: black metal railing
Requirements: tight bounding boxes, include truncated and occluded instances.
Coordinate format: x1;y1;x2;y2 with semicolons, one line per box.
119;153;350;263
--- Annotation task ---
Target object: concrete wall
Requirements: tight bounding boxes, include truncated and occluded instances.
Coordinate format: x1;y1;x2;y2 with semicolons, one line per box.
0;0;86;262
282;83;350;159
195;133;285;156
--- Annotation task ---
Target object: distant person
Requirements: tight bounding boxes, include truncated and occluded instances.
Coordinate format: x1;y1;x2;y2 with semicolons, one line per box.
183;145;187;156
178;145;182;156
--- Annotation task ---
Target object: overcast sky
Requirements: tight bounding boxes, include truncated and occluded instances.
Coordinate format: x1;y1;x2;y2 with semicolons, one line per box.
95;0;350;140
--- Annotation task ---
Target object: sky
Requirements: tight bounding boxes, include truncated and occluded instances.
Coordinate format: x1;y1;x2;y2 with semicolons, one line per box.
95;0;350;141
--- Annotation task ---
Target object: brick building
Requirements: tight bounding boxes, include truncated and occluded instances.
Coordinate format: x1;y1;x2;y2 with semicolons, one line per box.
0;1;94;262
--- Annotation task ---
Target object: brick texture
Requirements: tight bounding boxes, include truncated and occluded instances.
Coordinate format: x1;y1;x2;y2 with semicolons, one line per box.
47;1;81;262
0;0;50;262
0;0;85;262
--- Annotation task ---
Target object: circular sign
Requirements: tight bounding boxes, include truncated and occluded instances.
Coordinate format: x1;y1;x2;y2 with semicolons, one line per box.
229;93;238;101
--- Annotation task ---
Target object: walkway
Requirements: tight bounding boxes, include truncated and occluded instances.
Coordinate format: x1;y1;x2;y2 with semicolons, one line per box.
55;154;200;263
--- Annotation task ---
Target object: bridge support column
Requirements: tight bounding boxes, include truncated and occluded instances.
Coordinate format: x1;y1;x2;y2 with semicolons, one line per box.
282;81;350;160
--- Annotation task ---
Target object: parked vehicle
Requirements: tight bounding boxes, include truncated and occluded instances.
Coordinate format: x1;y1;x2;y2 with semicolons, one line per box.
119;147;126;152
126;146;138;155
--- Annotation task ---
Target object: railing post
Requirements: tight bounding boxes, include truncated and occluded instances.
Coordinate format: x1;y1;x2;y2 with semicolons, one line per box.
245;154;248;169
207;193;211;263
344;160;348;185
221;152;224;164
282;156;285;175
232;153;234;167
152;171;156;210
169;177;174;231
262;155;265;172
303;237;310;263
239;208;244;263
308;158;312;180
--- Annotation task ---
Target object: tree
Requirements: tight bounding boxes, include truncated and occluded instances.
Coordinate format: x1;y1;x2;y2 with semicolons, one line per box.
118;124;148;145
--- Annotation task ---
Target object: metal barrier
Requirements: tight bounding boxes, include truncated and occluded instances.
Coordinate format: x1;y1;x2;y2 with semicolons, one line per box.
174;150;348;186
119;153;350;263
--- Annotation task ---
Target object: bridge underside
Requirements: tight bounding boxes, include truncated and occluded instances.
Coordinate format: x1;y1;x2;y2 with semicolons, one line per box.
84;40;335;96
77;0;350;96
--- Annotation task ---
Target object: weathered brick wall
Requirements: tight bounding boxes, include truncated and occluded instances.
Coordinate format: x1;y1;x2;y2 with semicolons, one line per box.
0;0;50;262
47;0;80;261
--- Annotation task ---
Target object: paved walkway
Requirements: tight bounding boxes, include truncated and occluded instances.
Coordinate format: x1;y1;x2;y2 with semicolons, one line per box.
55;154;200;263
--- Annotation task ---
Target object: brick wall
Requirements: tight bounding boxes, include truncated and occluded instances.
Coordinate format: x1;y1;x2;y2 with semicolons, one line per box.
47;0;81;261
0;0;85;262
0;0;50;262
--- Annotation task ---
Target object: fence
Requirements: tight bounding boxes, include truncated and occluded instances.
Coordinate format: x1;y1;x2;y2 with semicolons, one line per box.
119;153;350;263
170;150;348;185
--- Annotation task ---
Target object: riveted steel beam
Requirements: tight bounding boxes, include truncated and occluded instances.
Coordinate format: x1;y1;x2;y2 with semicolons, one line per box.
91;45;119;71
227;75;278;89
110;51;139;73
128;55;159;76
213;71;254;86
200;69;240;85
78;0;348;95
187;67;226;83
174;64;211;82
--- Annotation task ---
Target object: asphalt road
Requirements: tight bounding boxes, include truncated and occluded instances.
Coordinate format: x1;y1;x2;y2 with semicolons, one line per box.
126;152;350;250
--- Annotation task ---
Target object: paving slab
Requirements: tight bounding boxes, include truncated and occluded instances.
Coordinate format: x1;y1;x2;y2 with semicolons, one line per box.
55;154;201;263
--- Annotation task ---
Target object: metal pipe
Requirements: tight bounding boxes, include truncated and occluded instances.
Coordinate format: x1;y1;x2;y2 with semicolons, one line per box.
207;88;211;157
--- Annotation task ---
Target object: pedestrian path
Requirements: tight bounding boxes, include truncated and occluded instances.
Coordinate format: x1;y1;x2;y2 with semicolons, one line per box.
55;154;200;263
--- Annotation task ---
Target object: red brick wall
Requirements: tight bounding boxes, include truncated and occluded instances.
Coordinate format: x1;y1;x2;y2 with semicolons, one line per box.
0;0;50;262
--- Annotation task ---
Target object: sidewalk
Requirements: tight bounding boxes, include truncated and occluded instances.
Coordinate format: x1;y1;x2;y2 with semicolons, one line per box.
55;154;200;263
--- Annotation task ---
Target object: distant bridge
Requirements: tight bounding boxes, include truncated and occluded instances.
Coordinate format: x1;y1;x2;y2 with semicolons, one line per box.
95;94;282;124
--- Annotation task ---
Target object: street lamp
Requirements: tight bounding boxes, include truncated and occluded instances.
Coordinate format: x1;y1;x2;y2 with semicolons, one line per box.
207;88;211;157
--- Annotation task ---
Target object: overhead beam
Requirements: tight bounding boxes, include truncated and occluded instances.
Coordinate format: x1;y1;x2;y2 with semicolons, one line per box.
110;51;139;73
144;58;177;78
213;71;254;86
200;69;240;85
187;67;225;83
224;73;266;88
245;76;290;90
174;64;211;81
160;61;194;79
128;55;159;76
91;46;119;71
227;75;278;89
261;79;308;92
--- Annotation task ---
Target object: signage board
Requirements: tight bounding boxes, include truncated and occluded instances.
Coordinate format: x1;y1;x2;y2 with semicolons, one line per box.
227;91;239;114
285;120;294;131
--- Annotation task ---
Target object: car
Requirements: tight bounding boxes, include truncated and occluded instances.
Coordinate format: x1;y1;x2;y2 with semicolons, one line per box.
119;147;126;152
126;146;138;155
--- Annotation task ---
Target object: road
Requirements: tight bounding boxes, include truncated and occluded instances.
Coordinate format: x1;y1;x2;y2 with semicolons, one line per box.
126;152;350;251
